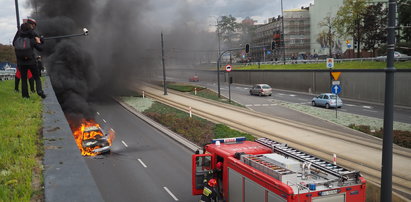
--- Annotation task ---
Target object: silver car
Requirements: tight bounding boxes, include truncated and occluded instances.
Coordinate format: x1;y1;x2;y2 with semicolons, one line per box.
312;93;343;109
249;84;272;96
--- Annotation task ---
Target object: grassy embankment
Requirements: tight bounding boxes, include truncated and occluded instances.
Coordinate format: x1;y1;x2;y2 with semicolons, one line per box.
230;60;411;70
0;80;43;201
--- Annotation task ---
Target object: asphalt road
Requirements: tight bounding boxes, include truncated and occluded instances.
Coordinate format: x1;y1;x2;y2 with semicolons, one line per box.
84;99;199;202
166;68;411;124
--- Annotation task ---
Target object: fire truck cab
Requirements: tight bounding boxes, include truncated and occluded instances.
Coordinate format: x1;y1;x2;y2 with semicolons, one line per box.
192;137;366;202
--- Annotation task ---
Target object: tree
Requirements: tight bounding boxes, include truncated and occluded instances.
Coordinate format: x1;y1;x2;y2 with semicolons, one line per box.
362;3;387;57
0;44;17;63
217;15;239;63
334;0;367;58
319;15;337;57
217;15;239;44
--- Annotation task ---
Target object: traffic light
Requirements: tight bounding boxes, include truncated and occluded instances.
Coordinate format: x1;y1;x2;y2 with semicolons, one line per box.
271;41;276;50
245;44;250;53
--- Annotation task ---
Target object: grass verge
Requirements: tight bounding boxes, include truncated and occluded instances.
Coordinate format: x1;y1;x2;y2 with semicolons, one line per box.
231;60;411;70
122;97;254;146
0;80;44;201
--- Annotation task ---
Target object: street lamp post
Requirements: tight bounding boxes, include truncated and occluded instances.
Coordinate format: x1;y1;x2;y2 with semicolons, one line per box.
380;0;396;201
217;18;222;97
161;32;167;95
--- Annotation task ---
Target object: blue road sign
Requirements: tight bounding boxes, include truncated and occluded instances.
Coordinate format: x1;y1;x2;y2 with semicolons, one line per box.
347;44;352;48
331;85;342;94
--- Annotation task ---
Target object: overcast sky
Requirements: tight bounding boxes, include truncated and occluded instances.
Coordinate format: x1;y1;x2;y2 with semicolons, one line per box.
0;0;313;45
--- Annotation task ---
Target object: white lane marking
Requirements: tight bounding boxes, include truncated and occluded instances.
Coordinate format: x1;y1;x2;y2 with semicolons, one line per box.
270;104;277;106
164;187;179;201
289;94;296;97
262;104;269;107
364;109;378;113
254;104;261;107
345;104;356;107
103;119;107;123
278;93;285;96
245;104;253;107
97;112;100;115
363;106;373;109
121;140;128;148
138;159;148;168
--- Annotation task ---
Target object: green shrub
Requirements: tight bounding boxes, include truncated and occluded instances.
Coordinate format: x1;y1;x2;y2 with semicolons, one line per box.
349;124;411;149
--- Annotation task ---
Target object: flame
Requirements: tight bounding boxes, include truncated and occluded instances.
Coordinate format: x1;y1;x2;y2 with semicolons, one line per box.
72;120;115;156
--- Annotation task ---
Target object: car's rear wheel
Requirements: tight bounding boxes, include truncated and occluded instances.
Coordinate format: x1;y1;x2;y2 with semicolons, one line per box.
249;91;253;95
259;92;262;96
325;103;330;109
311;101;316;106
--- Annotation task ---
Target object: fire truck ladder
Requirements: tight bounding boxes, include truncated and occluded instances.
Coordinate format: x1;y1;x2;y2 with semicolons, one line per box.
256;138;358;180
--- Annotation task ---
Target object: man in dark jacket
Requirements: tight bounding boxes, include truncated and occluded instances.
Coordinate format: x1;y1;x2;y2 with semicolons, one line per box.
13;19;46;99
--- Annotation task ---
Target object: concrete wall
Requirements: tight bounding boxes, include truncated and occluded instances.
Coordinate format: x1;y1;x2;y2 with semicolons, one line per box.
229;70;411;107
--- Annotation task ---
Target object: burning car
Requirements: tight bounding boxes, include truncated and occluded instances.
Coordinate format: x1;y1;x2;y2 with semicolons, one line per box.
81;126;111;154
73;121;115;156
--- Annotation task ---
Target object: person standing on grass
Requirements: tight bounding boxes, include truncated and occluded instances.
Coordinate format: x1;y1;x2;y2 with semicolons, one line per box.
14;67;35;93
13;19;46;99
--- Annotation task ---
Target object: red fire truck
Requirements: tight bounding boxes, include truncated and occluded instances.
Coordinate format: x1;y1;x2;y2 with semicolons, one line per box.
192;137;366;202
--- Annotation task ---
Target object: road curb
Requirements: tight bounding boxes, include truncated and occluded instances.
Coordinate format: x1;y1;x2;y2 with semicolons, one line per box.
42;76;103;202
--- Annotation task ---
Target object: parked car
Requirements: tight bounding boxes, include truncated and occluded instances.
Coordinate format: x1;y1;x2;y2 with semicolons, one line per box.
249;84;272;96
189;75;199;82
312;93;343;109
376;51;410;61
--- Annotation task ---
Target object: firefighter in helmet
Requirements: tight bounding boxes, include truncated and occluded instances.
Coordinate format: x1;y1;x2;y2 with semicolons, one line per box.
200;178;218;202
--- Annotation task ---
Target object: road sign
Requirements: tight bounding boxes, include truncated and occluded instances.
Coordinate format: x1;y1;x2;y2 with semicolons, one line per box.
347;44;351;48
331;85;342;94
225;64;232;72
332;80;340;85
331;72;341;80
346;40;350;44
326;58;334;69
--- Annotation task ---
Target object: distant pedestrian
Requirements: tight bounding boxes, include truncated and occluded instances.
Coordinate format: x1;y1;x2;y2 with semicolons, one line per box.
13;19;46;99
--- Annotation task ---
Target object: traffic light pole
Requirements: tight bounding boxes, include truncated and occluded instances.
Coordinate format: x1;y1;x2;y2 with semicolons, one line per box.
217;45;267;98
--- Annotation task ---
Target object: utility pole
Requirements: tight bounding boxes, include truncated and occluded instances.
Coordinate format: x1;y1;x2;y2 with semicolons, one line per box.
216;17;222;97
161;32;167;95
14;0;20;30
380;0;396;201
281;0;286;65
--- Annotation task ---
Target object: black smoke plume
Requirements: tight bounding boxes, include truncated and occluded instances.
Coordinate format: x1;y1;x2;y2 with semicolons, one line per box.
27;0;217;127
